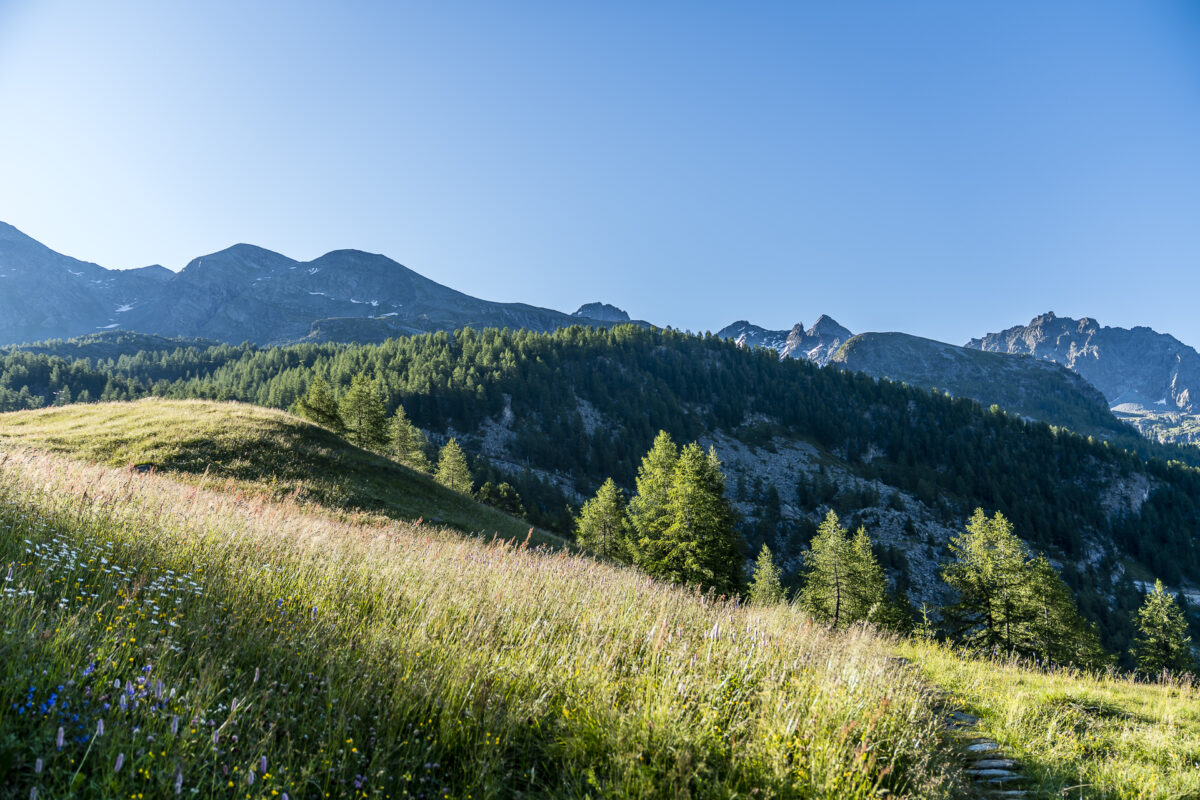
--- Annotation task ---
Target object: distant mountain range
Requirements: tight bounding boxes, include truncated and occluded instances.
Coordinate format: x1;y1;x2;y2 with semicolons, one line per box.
715;316;852;365
718;312;1200;446
5;219;1200;447
0;221;639;346
967;312;1200;444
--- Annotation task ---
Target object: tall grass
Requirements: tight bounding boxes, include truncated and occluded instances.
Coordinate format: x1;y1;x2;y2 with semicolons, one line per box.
0;447;962;799
900;639;1200;799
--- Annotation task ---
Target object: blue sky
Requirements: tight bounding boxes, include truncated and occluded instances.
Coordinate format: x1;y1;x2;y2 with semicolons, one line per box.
1;1;1198;346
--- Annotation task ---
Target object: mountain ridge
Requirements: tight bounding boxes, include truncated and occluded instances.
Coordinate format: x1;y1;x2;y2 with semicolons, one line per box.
0;221;640;346
967;312;1200;444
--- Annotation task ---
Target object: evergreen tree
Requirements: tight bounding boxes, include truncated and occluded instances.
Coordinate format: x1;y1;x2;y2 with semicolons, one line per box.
627;431;679;567
389;404;431;473
1028;555;1109;668
748;544;786;605
653;444;742;595
477;481;525;517
799;511;886;628
434;439;473;495
295;376;344;434
575;478;629;561
339;374;389;450
1132;580;1195;677
941;509;1107;666
941;509;1035;652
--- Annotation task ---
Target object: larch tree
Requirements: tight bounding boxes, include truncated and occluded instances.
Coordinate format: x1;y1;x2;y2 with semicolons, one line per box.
434;438;473;495
941;509;1035;652
295;375;344;434
626;431;679;568
1132;580;1195;677
389;404;431;473
654;444;742;595
574;478;629;561
748;544;786;605
941;509;1107;667
799;511;885;628
1027;555;1109;668
338;374;389;450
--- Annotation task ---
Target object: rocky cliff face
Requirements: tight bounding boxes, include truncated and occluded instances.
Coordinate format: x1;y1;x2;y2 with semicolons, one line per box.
0;222;633;345
830;331;1132;439
716;315;852;366
967;312;1200;414
967;313;1200;444
572;302;630;322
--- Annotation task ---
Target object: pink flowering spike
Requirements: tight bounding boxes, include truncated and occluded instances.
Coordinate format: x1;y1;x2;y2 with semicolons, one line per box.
114;752;124;773
96;719;104;737
247;771;255;785
34;758;42;774
260;756;267;773
56;727;64;749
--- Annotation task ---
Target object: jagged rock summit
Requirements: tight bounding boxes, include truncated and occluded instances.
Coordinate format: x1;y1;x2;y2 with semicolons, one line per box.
572;302;630;322
831;331;1129;439
967;312;1200;415
0;222;638;346
716;315;852;366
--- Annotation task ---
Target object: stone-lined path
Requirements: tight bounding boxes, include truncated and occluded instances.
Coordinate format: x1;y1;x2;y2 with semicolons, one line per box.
945;710;1030;798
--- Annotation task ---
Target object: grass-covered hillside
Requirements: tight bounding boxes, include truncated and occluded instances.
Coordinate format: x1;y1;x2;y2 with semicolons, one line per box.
3;406;1200;797
0;444;963;799
901;641;1200;799
0;399;555;545
4;327;1200;656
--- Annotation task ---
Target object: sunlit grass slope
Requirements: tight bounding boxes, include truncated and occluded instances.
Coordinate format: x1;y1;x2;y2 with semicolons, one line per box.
0;399;557;545
0;447;963;799
899;640;1200;799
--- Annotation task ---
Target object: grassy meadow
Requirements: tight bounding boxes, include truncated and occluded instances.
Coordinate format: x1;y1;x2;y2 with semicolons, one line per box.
5;400;1200;798
900;640;1200;799
0;439;963;799
0;399;557;545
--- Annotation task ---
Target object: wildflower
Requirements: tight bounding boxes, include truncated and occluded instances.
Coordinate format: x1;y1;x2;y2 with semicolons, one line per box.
171;715;180;735
96;719;105;736
260;756;267;773
114;752;125;773
34;758;42;773
174;766;183;795
247;771;255;786
56;727;64;749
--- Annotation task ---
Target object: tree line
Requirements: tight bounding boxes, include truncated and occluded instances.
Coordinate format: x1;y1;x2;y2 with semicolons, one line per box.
4;325;1200;655
575;432;1195;677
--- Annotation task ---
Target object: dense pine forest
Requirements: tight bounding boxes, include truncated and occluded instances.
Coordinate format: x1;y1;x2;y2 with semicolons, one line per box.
4;326;1200;659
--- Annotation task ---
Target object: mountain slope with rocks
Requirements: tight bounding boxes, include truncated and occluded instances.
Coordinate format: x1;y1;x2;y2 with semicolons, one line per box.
829;331;1133;440
967;312;1200;444
717;315;853;365
0;221;172;344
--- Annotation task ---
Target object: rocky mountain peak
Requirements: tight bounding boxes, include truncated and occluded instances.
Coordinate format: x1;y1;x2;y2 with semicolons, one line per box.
718;315;852;366
968;313;1200;417
573;302;631;322
806;314;852;340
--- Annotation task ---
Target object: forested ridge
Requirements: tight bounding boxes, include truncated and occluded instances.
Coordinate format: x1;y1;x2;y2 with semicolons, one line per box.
4;325;1200;655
